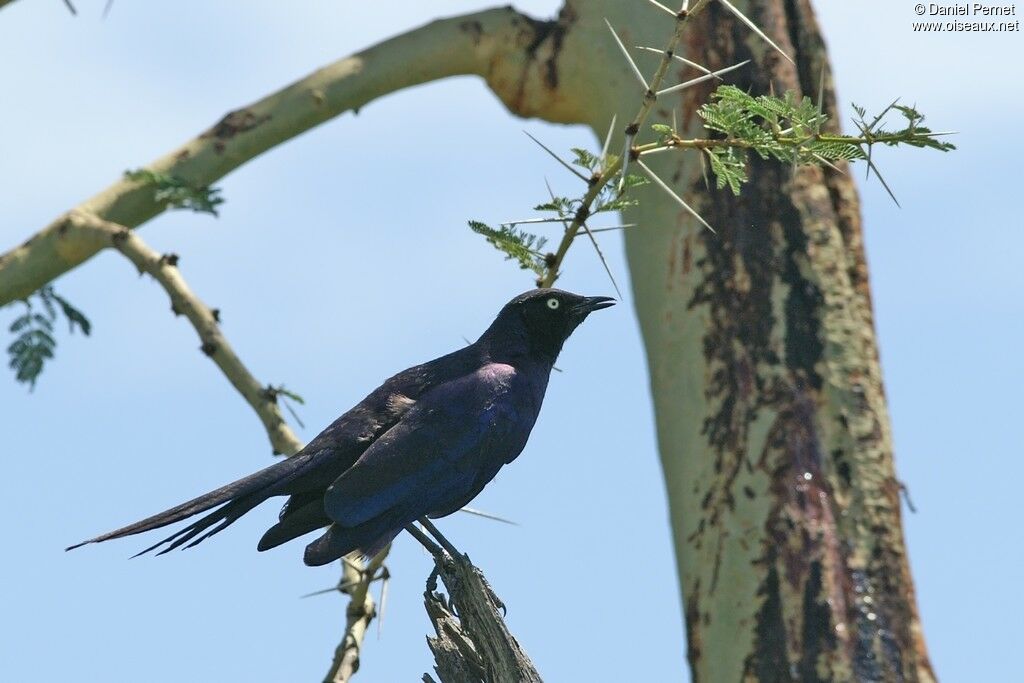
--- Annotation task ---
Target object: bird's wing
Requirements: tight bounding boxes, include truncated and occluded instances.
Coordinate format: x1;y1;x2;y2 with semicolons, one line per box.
322;363;534;528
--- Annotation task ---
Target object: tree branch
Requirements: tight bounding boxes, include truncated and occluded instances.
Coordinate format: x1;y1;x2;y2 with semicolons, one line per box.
537;1;713;287
0;6;546;307
423;552;541;683
323;549;390;683
66;210;302;456
67;209;389;680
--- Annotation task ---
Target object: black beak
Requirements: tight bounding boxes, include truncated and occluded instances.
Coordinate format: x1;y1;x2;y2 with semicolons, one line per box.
575;296;616;315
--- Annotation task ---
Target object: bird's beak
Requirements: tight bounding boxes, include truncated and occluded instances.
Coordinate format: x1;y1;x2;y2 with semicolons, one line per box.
573;296;617;316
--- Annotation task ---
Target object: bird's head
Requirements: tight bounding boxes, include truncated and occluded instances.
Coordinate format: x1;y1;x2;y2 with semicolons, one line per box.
482;288;615;363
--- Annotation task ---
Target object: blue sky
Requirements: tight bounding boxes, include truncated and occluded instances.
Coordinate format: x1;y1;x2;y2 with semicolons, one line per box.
1;2;1019;681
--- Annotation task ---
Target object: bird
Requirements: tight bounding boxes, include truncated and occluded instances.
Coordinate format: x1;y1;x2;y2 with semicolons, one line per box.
67;288;614;566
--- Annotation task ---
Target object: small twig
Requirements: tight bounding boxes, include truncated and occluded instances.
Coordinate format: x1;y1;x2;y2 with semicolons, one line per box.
67;211;302;456
543;178;621;298
67;210;386;683
899;481;918;514
323;548;390;683
539;1;714;288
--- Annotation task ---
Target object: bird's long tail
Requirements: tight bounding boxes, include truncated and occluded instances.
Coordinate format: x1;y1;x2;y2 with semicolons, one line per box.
66;452;317;555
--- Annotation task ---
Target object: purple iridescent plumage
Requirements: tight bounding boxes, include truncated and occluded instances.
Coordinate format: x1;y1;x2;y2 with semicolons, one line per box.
67;289;613;566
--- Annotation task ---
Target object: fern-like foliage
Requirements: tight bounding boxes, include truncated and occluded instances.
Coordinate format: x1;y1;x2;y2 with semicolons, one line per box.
690;85;954;196
468;221;548;275
124;168;225;216
7;286;91;389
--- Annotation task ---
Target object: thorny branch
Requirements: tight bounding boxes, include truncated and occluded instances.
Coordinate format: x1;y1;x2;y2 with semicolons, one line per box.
324;548;391;683
66;212;302;455
65;210;382;683
537;1;713;288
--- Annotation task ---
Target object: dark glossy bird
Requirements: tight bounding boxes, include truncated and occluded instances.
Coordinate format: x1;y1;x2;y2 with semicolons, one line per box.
68;288;614;566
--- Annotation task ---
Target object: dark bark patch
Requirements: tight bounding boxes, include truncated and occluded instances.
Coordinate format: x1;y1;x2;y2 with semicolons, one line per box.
521;4;576;90
459;19;484;46
799;561;835;682
745;565;791;682
780;206;825;391
202;109;271;153
685;580;703;680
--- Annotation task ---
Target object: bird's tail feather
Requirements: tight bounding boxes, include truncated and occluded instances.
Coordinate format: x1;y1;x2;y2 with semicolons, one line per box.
302;516;402;567
66;452;316;552
257;499;330;552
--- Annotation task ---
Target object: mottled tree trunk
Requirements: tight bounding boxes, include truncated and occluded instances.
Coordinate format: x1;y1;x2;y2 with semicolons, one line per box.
611;2;936;681
1;1;935;679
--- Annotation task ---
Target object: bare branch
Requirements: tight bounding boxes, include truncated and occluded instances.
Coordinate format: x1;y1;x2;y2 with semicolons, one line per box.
540;0;715;287
0;8;535;306
323;548;390;683
66;210;388;681
424;553;542;682
66;211;302;455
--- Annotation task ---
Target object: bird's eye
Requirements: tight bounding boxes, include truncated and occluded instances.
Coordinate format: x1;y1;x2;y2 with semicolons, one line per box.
546;298;560;310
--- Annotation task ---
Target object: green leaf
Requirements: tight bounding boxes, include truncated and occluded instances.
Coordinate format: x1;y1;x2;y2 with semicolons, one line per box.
8;314;31;334
125;168;225;216
619;173;649;190
569;147;599;171
533;196;573;214
468;220;547;275
706;147;747;195
6;287;93;388
695;85;953;196
596;197;640;213
47;289;92;335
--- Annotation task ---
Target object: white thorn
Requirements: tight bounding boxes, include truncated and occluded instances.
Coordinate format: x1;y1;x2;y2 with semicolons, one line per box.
637;159;716;233
636;46;717;79
717;0;794;64
605;19;649;90
601;113;618;168
523;131;589;182
657;60;750;96
644;0;678;17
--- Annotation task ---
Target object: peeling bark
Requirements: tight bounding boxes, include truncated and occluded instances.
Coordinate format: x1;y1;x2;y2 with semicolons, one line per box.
423;553;542;683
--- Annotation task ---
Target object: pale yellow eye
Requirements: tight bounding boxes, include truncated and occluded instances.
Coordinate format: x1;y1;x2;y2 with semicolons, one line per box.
546;298;560;310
